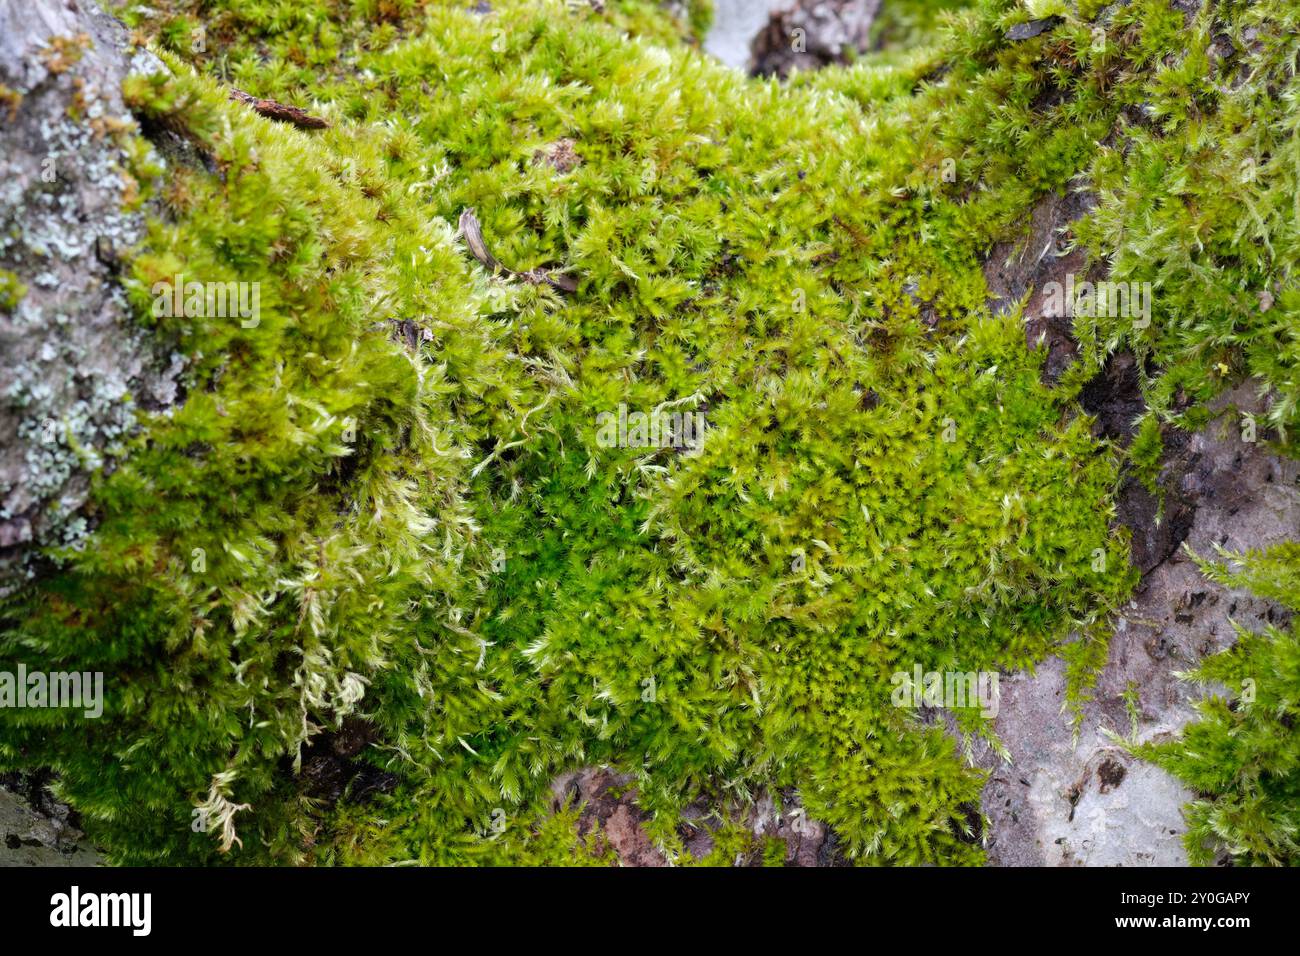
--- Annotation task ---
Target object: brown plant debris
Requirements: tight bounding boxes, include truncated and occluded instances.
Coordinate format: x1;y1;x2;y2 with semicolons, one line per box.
533;137;581;173
458;207;579;292
228;87;329;129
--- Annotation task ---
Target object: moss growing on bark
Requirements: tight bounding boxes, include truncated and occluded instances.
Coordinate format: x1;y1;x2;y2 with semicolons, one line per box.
1;0;1297;866
1136;544;1300;866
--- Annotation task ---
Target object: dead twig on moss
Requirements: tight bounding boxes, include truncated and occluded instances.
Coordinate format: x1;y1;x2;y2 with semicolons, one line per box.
228;88;329;129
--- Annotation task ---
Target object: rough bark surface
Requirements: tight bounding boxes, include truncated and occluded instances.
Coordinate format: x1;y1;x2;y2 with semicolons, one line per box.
703;0;789;69
749;0;882;77
0;0;181;595
0;771;100;865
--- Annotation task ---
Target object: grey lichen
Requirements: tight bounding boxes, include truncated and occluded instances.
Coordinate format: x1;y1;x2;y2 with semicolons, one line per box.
0;0;180;593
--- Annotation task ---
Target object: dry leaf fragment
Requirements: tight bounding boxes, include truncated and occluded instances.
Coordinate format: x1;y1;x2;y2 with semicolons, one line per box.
459;207;505;275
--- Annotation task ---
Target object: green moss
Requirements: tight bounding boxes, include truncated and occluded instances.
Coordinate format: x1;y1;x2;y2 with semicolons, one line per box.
0;268;25;313
871;0;970;54
2;0;1296;867
605;0;714;45
1066;0;1300;446
1128;412;1164;498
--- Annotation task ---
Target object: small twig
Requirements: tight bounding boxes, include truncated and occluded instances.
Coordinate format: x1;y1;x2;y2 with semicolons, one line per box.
228;88;329;129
